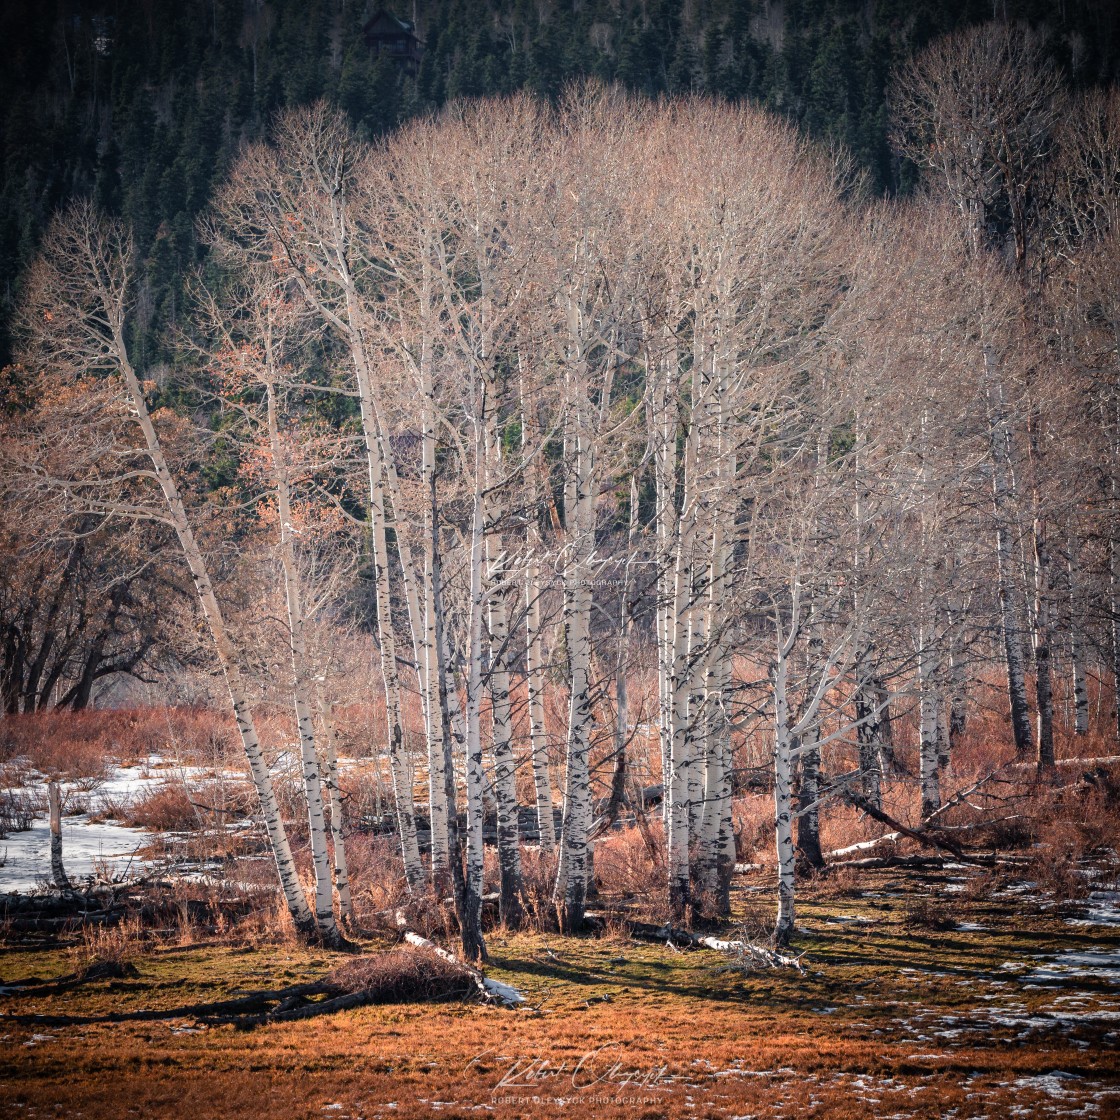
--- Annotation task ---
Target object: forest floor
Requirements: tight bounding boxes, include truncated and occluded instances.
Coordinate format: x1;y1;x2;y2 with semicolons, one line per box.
2;861;1119;1119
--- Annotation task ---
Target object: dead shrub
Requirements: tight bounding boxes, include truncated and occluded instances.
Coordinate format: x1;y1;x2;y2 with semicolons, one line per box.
328;946;474;1004
732;795;772;862
71;913;148;971
119;783;201;831
520;845;560;931
593;823;666;922
810;863;864;900
901;896;957;932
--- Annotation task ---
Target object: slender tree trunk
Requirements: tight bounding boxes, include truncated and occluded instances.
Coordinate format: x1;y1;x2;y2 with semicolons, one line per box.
265;379;341;946
429;456;485;962
918;608;941;820
320;699;352;924
483;408;524;929
553;389;596;932
1033;518;1057;775
464;454;488;950
1068;530;1089;736
984;347;1034;756
521;361;555;851
795;613;824;871
525;560;554;850
772;642;796;947
419;261;451;882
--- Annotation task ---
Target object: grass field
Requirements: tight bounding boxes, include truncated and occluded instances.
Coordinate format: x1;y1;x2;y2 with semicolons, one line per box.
3;861;1119;1120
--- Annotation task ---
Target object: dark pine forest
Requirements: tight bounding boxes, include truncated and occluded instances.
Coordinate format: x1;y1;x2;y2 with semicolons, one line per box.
1;0;1118;370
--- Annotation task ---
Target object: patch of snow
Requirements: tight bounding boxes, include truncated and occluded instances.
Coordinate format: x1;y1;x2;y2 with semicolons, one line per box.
1011;1072;1081;1098
1066;891;1120;927
1023;950;1120;986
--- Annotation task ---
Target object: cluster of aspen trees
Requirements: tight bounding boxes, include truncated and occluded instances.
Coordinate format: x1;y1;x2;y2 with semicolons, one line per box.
14;26;1120;955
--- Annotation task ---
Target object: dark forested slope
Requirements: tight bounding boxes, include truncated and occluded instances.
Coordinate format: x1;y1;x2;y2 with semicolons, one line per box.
2;0;1117;367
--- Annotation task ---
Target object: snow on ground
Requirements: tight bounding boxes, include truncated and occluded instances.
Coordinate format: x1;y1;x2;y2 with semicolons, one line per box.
1023;949;1120;986
0;756;250;893
0;815;152;893
1067;890;1120;928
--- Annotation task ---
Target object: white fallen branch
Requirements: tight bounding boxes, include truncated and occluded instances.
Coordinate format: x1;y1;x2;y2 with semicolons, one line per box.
827;832;900;858
697;937;806;973
403;931;526;1007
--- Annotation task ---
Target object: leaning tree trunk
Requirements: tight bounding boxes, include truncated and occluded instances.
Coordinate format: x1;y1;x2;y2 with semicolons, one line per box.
114;338;314;936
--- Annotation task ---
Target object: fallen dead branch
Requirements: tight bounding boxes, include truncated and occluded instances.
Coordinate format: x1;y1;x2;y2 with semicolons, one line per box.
618;920;805;971
840;790;995;864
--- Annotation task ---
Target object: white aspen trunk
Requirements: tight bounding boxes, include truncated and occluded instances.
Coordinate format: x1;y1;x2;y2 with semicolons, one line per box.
464;467;488;943
428;457;486;963
918;606;941;820
698;337;734;913
525;556;555;849
113;339;313;934
483;513;524;928
667;534;694;919
699;529;735;913
795;611;824;871
418;256;450;881
320;699;352;923
481;383;524;926
338;285;423;891
48;781;69;890
1032;517;1057;774
851;409;882;809
647;322;677;824
984;347;1034;756
946;577;969;752
772;642;796;947
686;589;709;844
265;380;340;944
667;347;700;920
370;462;424;891
1068;530;1089;736
553;383;596;932
520;360;555;851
